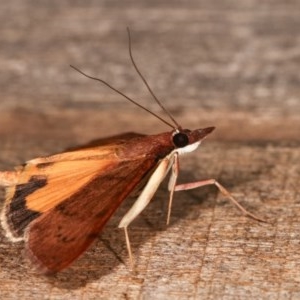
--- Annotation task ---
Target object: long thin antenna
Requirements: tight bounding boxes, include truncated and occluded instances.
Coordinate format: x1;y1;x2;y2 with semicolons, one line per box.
127;28;180;128
70;65;175;129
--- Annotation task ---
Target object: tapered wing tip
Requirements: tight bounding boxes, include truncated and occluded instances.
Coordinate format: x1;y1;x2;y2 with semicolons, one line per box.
25;245;59;275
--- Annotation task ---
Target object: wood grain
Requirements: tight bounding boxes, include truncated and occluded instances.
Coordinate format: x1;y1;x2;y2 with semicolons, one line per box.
0;1;299;299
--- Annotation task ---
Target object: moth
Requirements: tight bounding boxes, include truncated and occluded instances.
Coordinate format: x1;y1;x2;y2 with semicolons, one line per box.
0;29;264;274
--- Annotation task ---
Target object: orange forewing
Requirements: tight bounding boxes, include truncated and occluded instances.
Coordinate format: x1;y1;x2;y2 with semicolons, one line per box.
7;157;114;213
2;134;159;273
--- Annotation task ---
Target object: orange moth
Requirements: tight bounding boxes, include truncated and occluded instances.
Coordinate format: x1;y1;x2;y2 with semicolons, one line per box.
0;29;264;273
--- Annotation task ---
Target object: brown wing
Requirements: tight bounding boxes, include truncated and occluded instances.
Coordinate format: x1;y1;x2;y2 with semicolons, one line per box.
26;157;156;273
2;145;156;273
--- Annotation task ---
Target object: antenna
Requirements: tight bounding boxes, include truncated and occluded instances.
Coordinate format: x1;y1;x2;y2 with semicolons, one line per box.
127;28;180;128
70;65;175;129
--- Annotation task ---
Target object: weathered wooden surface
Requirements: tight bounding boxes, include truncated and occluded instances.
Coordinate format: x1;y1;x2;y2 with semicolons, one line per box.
0;1;299;299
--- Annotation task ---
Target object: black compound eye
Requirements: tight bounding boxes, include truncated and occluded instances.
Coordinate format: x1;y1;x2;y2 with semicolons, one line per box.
172;132;189;148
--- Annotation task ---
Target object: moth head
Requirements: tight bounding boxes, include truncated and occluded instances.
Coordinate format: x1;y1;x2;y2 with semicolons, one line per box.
172;126;215;154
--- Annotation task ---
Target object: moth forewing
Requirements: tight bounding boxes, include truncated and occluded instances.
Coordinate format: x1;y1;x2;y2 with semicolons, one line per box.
5;144;161;273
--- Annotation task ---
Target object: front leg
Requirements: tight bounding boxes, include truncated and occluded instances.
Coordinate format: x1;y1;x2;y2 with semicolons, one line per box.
118;153;175;268
175;179;266;223
166;152;179;225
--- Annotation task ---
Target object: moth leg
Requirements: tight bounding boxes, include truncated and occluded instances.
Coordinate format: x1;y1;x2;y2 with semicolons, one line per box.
124;227;134;270
175;179;267;223
166;152;179;225
118;153;175;267
0;171;19;186
119;154;174;228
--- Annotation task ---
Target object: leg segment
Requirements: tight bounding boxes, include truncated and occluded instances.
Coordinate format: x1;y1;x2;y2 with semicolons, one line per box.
167;152;179;225
175;179;266;222
124;227;134;270
118;153;175;267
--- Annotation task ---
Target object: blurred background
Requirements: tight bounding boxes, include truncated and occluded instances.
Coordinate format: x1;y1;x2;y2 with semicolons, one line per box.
0;0;299;155
0;1;299;299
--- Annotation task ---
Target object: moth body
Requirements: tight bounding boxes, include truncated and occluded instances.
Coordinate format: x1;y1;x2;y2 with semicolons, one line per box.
0;127;215;272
